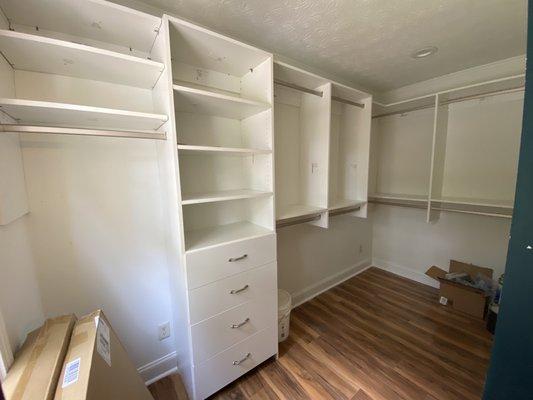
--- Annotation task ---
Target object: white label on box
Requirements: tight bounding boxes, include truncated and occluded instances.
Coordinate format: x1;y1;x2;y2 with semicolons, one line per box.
96;317;112;367
62;357;81;388
439;296;448;305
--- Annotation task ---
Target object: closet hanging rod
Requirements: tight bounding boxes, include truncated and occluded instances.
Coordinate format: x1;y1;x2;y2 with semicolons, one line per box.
372;85;525;119
0;124;167;140
331;96;365;109
274;79;323;97
276;213;322;228
329;205;362;216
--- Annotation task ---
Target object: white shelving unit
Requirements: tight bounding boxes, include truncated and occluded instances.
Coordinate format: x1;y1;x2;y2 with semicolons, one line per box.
274;62;331;228
370;75;524;221
0;29;164;89
161;15;278;400
328;83;372;218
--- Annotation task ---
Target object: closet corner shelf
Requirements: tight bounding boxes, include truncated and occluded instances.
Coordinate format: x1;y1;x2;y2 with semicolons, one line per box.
173;84;271;119
0;98;167;131
0;29;164;89
185;222;274;253
182;189;272;205
276;204;327;222
177;144;271;155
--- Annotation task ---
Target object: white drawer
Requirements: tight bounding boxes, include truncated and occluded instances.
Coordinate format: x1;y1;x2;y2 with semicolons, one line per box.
191;293;276;364
194;326;277;399
188;262;277;324
186;234;276;289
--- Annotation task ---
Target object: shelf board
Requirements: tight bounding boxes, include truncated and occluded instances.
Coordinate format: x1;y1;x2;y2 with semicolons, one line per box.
173;84;270;119
177;144;271;155
276;204;326;221
1;0;161;54
369;193;428;202
431;196;514;209
0;30;164;89
185;221;273;252
329;199;366;211
182;189;272;205
0;98;167;131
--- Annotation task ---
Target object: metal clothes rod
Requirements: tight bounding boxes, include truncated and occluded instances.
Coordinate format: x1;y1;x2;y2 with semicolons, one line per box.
0;124;167;140
276;213;322;228
274;79;365;109
331;96;365;109
329;205;362;216
274;79;323;97
372;85;525;119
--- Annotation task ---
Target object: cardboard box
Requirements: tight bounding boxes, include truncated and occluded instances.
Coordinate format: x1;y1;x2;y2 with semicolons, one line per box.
426;260;494;319
3;315;76;400
54;310;153;400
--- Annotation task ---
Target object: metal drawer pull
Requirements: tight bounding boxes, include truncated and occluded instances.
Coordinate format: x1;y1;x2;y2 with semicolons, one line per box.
232;352;251;366
228;254;248;262
230;318;250;329
229;284;249;294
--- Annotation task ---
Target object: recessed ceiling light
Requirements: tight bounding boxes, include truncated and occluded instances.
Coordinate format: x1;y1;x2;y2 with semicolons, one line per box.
411;46;438;59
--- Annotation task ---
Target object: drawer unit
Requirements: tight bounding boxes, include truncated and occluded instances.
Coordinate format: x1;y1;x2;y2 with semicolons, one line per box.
188;262;277;324
186;234;276;289
193;325;277;399
191;292;276;363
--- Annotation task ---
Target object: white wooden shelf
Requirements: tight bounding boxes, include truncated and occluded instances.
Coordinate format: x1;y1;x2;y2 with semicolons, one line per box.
431;196;514;209
177;144;271;155
185;221;273;252
173;84;270;119
182;189;272;205
369;193;428;202
0;98;167;131
329;199;366;211
276;204;326;221
0;30;164;89
1;0;161;54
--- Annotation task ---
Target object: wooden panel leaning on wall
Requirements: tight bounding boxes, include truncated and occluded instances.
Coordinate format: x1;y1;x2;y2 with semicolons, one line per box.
150;267;492;400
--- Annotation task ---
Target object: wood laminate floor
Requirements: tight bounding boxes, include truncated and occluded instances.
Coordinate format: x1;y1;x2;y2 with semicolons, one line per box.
149;267;493;400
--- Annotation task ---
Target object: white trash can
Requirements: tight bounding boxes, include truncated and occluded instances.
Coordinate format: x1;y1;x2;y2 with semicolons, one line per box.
278;289;292;342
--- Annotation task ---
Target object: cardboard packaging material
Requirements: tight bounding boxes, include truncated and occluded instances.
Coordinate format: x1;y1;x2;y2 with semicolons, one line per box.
54;310;153;400
3;315;77;400
426;260;494;319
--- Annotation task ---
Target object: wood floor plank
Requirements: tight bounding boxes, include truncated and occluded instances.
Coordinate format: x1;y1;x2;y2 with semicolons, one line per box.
149;267;492;400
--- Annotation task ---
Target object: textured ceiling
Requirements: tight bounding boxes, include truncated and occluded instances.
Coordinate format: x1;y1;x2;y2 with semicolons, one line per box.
138;0;527;92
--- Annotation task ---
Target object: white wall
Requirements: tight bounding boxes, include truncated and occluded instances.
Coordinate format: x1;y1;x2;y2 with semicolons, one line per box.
17;133;175;380
277;215;372;306
372;205;511;285
0;216;44;352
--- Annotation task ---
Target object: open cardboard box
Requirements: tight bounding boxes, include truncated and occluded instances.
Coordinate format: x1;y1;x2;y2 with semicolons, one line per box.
426;260;494;319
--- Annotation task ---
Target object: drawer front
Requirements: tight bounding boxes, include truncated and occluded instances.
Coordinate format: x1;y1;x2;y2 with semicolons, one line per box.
186;234;276;289
191;292;276;364
188;262;277;325
194;326;277;400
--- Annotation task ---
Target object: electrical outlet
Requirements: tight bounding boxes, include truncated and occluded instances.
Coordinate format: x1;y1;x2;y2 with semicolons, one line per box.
158;322;170;341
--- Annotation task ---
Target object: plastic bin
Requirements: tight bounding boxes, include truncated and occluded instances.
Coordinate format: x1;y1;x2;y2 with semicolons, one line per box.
278;289;292;342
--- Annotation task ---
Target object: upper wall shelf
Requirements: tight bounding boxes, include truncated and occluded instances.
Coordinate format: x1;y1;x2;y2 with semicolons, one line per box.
0;0;161;54
182;189;272;205
177;144;271;155
0;30;164;89
173;84;270;119
0;98;167;130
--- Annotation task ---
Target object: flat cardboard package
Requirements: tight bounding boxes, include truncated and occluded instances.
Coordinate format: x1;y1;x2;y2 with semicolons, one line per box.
3;315;77;400
54;310;153;400
426;260;494;318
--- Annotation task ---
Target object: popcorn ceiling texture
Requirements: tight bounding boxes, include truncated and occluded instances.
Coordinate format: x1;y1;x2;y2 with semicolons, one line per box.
139;0;526;92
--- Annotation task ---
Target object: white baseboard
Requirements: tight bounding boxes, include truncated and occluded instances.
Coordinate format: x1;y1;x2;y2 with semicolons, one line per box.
372;258;438;288
138;351;177;386
291;259;372;308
